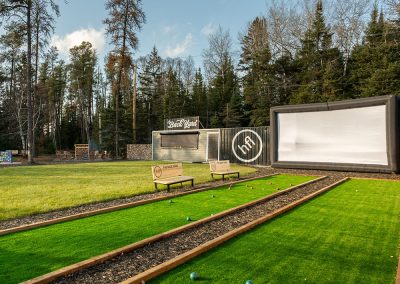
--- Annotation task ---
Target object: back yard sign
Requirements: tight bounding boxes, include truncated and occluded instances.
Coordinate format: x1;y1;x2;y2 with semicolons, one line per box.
164;116;200;131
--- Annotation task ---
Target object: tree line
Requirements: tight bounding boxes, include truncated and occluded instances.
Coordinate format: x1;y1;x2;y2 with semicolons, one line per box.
0;0;399;160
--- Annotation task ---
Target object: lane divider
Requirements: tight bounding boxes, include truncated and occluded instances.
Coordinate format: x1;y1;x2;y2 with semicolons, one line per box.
120;177;349;284
21;175;326;284
1;173;280;236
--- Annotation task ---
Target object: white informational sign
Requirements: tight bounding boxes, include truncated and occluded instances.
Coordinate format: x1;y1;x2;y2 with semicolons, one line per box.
277;105;388;165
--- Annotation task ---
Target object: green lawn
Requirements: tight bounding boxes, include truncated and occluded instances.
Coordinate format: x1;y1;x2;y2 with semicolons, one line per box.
152;178;400;284
0;174;314;284
0;161;256;221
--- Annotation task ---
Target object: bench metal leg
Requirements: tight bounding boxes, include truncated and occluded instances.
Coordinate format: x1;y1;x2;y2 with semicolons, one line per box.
191;179;194;187
237;172;240;179
154;182;158;190
211;173;214;180
167;184;170;192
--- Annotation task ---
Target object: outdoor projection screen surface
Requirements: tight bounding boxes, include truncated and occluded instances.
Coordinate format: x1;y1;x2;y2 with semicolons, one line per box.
277;105;388;165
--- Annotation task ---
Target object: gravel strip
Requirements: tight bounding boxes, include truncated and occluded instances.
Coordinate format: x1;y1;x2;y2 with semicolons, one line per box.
52;175;341;284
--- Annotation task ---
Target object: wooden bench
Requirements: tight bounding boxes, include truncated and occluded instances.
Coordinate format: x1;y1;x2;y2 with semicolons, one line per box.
209;160;240;181
151;163;194;191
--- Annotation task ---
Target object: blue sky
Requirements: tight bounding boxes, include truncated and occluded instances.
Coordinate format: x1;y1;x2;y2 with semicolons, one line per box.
52;0;268;68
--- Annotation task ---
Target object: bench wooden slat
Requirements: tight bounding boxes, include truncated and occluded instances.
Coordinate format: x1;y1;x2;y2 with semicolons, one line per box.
155;176;194;185
212;170;239;175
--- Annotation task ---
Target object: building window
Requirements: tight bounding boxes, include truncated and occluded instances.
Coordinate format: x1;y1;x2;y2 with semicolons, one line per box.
161;132;199;149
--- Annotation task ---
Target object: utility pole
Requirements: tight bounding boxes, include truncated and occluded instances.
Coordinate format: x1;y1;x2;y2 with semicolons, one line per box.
132;63;137;144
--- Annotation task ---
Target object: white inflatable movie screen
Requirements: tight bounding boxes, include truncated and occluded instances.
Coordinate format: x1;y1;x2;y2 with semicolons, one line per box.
270;96;399;173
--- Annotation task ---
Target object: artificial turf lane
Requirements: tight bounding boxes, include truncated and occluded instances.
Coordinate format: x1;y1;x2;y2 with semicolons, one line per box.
152;178;400;284
0;174;314;283
0;161;256;221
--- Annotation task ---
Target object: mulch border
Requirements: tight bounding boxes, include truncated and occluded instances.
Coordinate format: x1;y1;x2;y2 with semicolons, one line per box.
120;177;349;284
21;175;326;284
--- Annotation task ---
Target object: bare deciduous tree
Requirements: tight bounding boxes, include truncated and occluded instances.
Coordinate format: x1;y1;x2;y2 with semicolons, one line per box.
203;26;233;83
383;0;400;16
331;0;371;74
0;0;58;163
266;0;312;58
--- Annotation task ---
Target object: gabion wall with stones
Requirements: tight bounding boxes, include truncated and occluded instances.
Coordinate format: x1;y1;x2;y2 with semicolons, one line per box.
126;144;152;160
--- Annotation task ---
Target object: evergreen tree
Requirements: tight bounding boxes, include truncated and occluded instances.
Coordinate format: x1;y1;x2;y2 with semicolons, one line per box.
137;47;163;143
103;51;133;155
208;58;241;127
221;89;243;128
191;68;208;126
270;53;298;107
36;48;66;153
163;67;181;119
68;41;97;147
239;16;273;126
203;27;242;127
348;7;400;97
291;0;344;104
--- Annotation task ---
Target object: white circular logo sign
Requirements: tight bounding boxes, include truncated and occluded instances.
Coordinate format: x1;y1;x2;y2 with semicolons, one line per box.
231;129;263;163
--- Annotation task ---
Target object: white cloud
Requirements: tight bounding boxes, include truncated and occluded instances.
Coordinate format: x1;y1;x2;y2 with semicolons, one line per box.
201;23;217;36
165;33;193;57
162;25;176;34
51;28;105;58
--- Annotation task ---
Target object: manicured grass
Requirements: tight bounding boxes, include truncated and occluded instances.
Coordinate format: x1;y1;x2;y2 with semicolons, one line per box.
152;179;400;284
0;161;256;221
0;174;314;283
